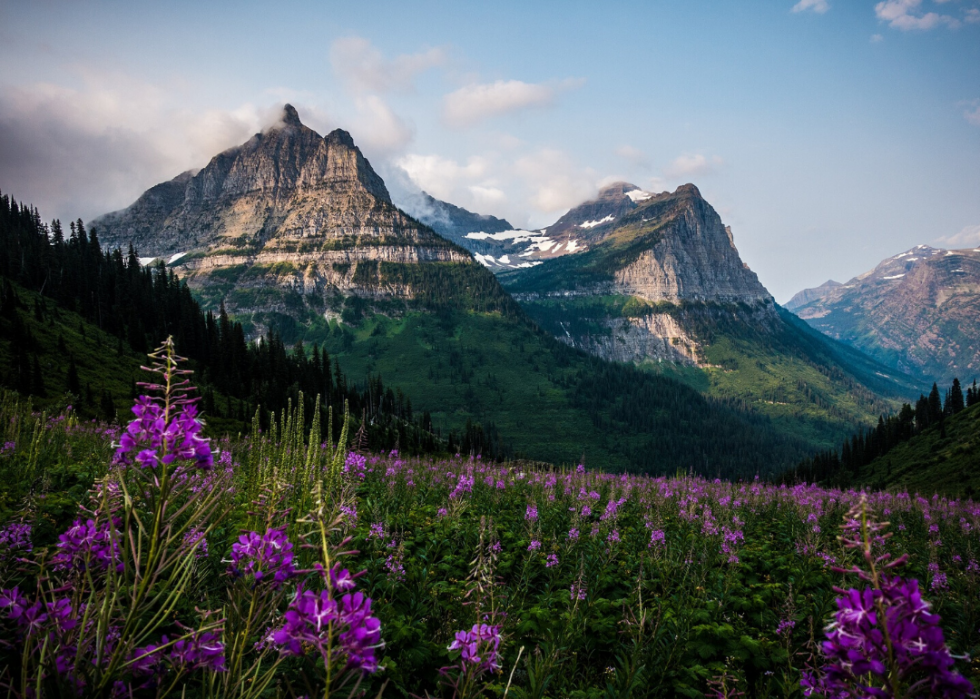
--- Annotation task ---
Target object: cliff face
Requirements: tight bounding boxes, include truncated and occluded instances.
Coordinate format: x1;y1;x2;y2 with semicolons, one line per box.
502;184;775;366
93;105;474;318
788;245;980;382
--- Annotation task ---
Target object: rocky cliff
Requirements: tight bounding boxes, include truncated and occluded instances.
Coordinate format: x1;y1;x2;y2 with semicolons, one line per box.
788;245;980;383
93;105;477;323
501;183;775;366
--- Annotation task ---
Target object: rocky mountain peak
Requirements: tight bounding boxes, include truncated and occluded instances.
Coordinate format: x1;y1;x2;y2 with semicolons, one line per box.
281;103;302;127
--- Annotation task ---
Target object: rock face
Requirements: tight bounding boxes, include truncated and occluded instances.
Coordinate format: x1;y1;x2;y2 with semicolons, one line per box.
93;105;474;320
502;184;775;366
788;245;980;382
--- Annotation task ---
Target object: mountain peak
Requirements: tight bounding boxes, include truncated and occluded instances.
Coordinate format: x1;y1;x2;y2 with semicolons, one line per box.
326;128;356;149
675;183;702;199
281;103;302;127
598;182;642;199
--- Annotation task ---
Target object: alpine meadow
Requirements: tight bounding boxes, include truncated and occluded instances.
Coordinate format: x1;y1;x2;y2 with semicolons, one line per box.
1;2;979;697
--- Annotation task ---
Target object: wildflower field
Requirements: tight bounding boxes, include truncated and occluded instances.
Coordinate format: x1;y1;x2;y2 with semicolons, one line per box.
0;342;978;698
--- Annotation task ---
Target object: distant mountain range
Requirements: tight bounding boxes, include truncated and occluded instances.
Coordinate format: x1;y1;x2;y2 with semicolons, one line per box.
786;245;980;384
89;104;925;470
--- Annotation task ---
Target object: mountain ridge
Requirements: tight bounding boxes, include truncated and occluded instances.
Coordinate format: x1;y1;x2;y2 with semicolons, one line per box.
787;244;980;383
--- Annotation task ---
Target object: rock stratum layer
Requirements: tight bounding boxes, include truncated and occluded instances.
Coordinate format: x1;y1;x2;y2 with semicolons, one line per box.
787;245;980;383
93;105;475;320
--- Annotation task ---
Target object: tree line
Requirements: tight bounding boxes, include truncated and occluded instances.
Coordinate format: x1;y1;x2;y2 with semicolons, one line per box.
782;377;977;486
0;190;505;459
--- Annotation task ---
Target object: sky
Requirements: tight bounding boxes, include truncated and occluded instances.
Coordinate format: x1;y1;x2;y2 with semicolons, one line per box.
0;0;978;302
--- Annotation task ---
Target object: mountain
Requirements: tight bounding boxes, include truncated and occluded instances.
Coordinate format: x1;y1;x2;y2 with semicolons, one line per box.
93;104;483;331
399;183;665;272
784;279;841;310
83;108;816;475
787;245;980;384
500;184;923;448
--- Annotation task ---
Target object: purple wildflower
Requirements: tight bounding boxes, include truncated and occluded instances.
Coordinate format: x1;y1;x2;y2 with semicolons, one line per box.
649;529;666;548
270;588;382;674
447;623;501;674
546;554;559;568
228;527;295;587
52;518;122;573
568;528;580;540
803;576;974;698
171;630;227;672
115;397;213;469
525;504;538;522
527;540;541;551
0;522;32;554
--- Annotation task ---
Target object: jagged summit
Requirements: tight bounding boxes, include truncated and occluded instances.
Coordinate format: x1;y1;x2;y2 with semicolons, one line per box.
90;105;477;321
281;103;302;127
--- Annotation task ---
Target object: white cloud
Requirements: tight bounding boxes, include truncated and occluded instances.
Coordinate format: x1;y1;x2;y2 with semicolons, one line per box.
514;148;597;214
329;37;446;94
348;95;414;154
792;0;830;14
870;33;885;42
468;185;507;207
0;70;282;223
442;78;584;128
396;153;490;201
663;153;723;179
966;8;980;23
874;0;958;30
935;224;980;248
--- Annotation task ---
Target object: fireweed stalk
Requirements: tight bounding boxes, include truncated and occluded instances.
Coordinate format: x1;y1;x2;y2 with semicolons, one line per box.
802;495;975;698
0;338;383;698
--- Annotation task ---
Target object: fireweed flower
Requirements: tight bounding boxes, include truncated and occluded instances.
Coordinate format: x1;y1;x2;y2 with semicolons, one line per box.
52;517;122;573
269;588;382;673
447;623;502;674
568;528;580;541
228;527;295;587
0;521;32;554
649;529;666;548
184;527;208;559
170;630;227;672
527;540;541;551
546;554;559;568
525;504;538;522
115;397;213;469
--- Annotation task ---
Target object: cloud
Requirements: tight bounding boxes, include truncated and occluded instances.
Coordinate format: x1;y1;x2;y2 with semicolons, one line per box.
934;224;980;248
870;33;885;42
0;71;277;223
967;8;980;23
347;95;414;154
513;148;597;214
663;153;723;179
792;0;830;14
442;78;583;128
395;153;490;201
615;145;650;168
329;37;446;94
874;0;958;30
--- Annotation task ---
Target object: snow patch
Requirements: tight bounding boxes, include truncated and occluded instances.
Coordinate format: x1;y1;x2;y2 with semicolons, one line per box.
168;251;187;264
498;255;511;264
474;253;496;267
882;274;905;280
516;261;542;268
138;257;157;266
626;189;651;202
565;239;583;252
579;215;615;229
465;229;545;244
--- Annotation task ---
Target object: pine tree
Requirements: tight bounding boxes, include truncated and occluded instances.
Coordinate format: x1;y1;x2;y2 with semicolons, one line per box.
948;378;965;415
927;383;942;425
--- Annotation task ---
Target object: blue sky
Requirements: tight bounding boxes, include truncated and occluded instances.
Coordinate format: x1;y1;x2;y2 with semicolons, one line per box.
0;0;978;301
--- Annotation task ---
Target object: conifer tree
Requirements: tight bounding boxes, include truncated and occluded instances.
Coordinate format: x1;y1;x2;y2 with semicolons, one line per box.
949;378;965;414
66;356;80;395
